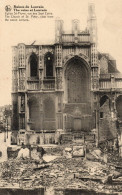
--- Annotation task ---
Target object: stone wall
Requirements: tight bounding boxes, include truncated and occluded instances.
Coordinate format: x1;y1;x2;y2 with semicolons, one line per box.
99;99;117;143
0;188;44;195
100;56;108;74
12;94;19;130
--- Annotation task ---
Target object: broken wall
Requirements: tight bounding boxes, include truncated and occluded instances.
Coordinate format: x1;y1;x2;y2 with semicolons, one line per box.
99;99;117;143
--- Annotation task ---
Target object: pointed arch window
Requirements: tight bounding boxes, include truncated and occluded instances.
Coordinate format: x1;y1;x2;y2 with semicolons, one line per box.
44;52;53;78
30;53;38;77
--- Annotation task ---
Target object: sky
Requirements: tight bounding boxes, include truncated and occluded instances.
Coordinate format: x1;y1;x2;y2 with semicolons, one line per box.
0;0;122;106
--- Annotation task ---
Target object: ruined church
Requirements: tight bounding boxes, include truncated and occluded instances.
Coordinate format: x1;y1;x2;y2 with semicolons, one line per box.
11;3;122;146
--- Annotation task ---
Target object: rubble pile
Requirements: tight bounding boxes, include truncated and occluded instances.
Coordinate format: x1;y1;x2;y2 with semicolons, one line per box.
107;150;122;166
0;143;122;193
0;159;36;188
0;153;121;193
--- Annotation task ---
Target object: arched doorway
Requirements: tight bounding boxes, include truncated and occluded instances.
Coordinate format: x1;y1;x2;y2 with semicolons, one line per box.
64;56;91;131
65;57;90;103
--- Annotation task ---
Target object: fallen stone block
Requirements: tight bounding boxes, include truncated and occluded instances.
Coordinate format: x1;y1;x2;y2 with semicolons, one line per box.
64;147;72;152
33;163;50;170
90;149;102;159
87;149;108;163
86;153;96;161
102;174;113;184
113;171;122;179
112;178;122;185
63;147;72;159
22;178;32;181
72;146;85;157
74;175;102;182
74;173;113;185
43;155;59;162
115;165;122;169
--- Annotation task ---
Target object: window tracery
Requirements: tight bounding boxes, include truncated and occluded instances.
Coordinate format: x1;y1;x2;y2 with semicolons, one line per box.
66;58;89;103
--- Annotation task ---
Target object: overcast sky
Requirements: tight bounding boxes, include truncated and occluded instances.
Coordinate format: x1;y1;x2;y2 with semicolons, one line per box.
0;0;122;106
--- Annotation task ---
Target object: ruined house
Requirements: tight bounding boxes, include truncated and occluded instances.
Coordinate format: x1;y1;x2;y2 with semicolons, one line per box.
11;3;122;147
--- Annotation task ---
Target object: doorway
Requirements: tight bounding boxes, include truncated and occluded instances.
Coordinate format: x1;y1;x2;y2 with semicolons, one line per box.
74;118;81;131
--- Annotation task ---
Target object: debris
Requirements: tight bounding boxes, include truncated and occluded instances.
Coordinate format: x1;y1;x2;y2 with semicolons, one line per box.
113;171;122;179
45;187;55;195
102;174;113;184
43;155;59;163
86;153;96;161
31;146;41;160
33;163;50;170
0;143;122;193
115;165;122;170
91;149;102;158
72;146;85;157
74;175;103;183
17;145;29;159
63;147;72;159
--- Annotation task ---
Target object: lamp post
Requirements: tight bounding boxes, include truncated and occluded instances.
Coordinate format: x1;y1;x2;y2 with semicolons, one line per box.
4;115;8;139
4;110;7;142
6;117;8;139
4;121;6;142
4;107;12;142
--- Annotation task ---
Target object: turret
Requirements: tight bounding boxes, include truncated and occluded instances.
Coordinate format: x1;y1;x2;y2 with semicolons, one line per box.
87;3;99;90
87;3;97;43
55;18;64;43
72;19;80;43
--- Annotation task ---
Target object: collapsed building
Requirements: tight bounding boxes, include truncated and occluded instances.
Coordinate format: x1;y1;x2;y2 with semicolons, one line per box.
11;3;122;151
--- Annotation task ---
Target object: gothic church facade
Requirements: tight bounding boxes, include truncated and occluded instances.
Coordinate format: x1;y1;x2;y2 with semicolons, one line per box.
11;4;122;145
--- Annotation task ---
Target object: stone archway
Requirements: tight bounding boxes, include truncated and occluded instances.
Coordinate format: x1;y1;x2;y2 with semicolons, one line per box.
64;56;91;131
65;56;90;103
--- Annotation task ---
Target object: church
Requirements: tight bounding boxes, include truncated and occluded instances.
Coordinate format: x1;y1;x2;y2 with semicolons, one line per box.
11;3;122;147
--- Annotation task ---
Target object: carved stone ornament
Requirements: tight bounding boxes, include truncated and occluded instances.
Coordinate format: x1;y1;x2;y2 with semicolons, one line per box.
73;107;81;117
63;53;90;68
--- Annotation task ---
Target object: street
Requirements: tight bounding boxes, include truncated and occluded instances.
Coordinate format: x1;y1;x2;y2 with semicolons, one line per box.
0;132;11;162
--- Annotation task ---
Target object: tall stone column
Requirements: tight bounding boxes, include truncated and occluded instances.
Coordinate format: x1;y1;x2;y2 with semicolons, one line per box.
55;42;63;130
55;18;63;43
39;45;44;90
25;93;30;131
56;67;63;90
87;3;99;91
11;46;19;144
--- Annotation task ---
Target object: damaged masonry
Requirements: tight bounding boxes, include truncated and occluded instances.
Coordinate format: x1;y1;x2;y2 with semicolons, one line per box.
0;2;122;195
